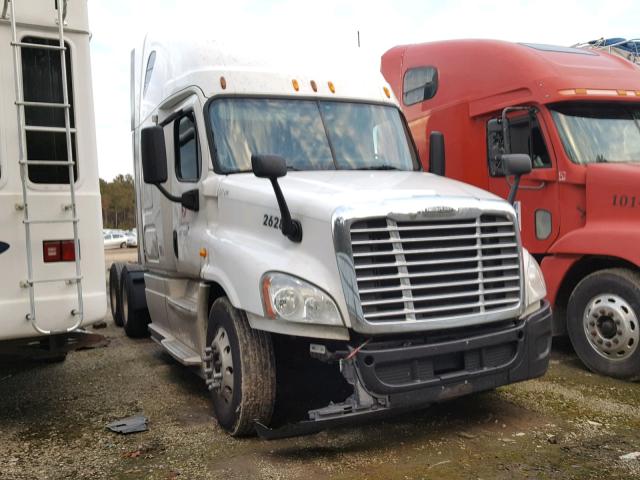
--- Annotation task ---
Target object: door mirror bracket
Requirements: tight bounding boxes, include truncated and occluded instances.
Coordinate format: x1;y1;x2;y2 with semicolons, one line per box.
252;154;302;243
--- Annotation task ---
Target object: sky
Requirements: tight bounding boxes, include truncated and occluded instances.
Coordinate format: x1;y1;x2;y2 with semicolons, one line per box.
88;0;640;180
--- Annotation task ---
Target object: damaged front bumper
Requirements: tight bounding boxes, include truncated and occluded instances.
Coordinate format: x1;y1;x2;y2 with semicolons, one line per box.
256;300;552;439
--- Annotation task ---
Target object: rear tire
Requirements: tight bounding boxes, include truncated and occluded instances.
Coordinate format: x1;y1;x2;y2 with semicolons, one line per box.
207;297;276;436
109;263;125;327
567;268;640;380
120;242;126;249
121;266;150;338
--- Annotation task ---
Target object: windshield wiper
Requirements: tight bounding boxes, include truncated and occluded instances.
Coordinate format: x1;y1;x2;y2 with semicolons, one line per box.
355;165;404;171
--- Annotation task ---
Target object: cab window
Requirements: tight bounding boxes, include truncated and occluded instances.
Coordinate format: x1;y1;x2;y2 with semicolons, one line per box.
403;66;438;106
174;113;200;182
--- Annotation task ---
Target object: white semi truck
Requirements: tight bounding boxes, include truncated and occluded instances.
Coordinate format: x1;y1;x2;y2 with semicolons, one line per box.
111;35;552;438
0;0;106;358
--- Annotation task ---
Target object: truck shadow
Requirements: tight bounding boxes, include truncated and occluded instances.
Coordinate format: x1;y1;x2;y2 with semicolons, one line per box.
265;390;530;459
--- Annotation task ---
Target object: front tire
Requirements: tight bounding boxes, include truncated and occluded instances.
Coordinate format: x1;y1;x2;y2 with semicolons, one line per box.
207;297;276;436
567;268;640;380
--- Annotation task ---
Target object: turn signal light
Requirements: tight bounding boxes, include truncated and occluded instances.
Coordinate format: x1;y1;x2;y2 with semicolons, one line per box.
43;240;77;263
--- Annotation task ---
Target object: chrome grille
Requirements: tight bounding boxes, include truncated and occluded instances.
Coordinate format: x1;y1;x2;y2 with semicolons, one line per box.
349;214;521;324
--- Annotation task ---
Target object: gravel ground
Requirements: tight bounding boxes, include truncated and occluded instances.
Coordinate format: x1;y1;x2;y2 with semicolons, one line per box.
1;250;640;479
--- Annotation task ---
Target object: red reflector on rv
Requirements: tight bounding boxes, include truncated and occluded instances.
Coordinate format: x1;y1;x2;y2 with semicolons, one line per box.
43;240;76;262
61;240;76;261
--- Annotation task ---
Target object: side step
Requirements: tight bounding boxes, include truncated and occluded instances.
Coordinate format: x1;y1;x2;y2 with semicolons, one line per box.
148;323;201;366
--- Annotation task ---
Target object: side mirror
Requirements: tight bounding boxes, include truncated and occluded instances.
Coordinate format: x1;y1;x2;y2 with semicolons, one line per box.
141;126;168;184
141;126;199;211
251;154;302;243
428;131;445;176
502;153;532;204
503;153;532;177
252;154;287;179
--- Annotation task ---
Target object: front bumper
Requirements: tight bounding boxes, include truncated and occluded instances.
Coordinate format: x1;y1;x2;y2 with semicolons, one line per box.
256;300;551;439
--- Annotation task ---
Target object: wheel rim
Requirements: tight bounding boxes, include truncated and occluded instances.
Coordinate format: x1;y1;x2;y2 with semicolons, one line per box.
583;293;639;361
211;326;234;405
122;284;129;326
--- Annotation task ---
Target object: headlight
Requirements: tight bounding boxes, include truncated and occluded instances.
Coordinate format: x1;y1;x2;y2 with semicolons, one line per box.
523;249;546;307
261;273;343;326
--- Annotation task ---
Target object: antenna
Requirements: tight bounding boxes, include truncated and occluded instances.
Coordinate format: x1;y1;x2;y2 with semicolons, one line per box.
357;30;360;48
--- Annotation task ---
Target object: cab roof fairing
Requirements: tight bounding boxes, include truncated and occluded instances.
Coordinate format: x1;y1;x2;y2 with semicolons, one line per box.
132;35;398;128
383;39;640;120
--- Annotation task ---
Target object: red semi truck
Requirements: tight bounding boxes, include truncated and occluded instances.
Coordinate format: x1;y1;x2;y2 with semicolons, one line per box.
382;39;640;379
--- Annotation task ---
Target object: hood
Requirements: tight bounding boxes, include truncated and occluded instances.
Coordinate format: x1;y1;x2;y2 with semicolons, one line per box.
220;170;505;221
586;162;640;222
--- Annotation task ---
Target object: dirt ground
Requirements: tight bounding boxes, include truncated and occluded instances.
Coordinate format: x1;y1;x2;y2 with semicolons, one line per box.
1;250;640;479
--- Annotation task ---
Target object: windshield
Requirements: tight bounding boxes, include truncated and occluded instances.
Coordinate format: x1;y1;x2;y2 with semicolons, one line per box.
550;102;640;164
208;98;418;173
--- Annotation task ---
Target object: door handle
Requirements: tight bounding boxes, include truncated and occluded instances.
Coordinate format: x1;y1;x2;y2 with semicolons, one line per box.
505;176;546;190
172;230;178;258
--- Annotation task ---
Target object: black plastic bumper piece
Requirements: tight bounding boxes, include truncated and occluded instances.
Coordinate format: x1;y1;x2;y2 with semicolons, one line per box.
256;301;552;440
357;300;552;400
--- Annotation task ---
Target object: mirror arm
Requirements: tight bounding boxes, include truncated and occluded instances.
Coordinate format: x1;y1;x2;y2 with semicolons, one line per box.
152;183;199;211
154;182;182;203
507;175;522;205
270;178;302;243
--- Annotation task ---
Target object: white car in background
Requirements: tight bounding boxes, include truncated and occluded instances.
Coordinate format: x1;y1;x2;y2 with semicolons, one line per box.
126;231;138;248
103;231;127;249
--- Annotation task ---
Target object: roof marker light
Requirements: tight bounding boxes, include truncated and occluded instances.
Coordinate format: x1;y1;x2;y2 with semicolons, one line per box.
292;79;299;91
328;81;335;93
559;88;631;97
383;86;391;98
220;76;227;90
310;80;317;92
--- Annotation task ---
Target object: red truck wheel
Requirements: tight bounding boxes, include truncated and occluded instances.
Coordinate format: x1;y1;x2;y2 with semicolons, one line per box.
567;268;640;380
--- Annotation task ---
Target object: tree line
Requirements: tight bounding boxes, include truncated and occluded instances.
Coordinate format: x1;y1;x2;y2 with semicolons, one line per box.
100;174;136;230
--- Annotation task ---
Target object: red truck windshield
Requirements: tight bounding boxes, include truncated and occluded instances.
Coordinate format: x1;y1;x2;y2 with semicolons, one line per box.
550;102;640;164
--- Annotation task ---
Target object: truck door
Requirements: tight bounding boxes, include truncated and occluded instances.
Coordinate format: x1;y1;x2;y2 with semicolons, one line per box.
167;96;204;277
486;111;560;255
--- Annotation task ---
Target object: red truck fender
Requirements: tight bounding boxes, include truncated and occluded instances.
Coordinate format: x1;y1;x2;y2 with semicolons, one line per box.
542;224;640;307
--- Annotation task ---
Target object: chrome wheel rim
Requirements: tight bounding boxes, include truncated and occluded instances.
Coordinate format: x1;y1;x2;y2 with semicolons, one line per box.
211;326;234;404
583;293;639;361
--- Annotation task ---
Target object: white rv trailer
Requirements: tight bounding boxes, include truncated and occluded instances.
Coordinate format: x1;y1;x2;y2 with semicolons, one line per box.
0;0;105;355
118;35;552;437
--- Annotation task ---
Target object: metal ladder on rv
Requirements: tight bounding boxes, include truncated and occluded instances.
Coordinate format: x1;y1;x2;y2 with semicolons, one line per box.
2;0;83;335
